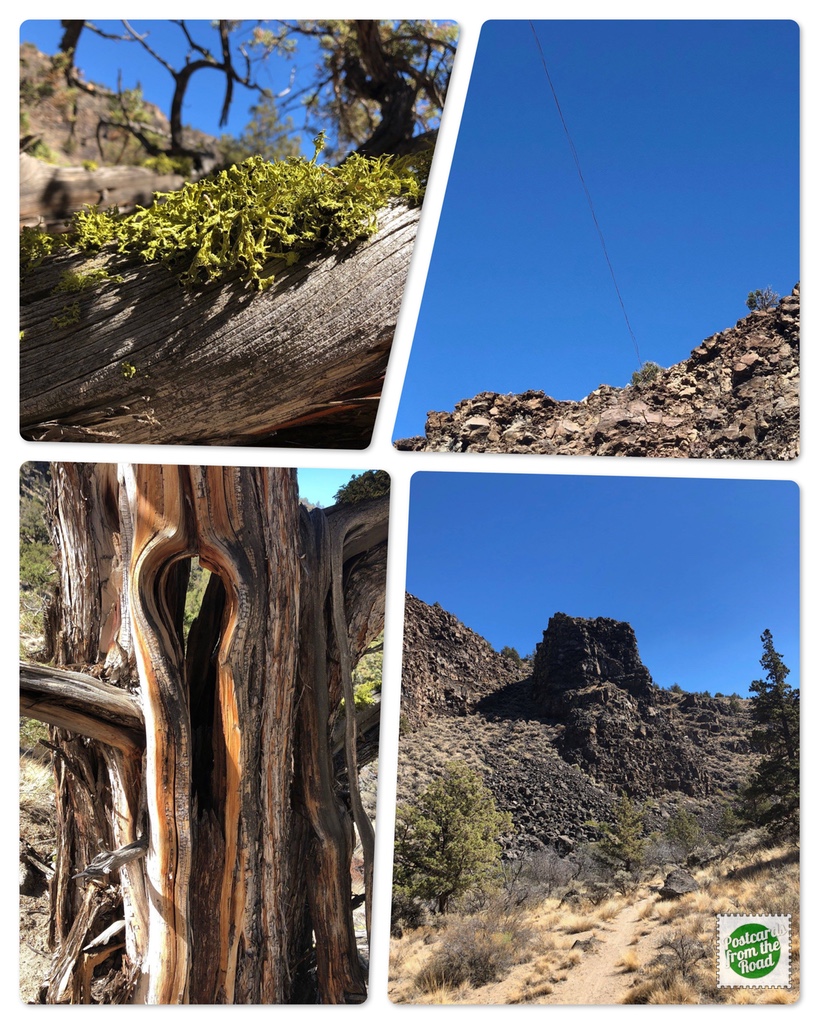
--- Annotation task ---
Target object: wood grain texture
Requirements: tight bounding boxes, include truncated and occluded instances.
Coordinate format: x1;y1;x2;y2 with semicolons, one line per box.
20;662;143;751
20;153;184;228
296;508;368;1003
23;463;388;1003
124;465;195;1004
21;203;419;446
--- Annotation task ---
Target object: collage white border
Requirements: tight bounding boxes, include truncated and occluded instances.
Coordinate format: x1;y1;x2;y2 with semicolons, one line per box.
4;2;814;1015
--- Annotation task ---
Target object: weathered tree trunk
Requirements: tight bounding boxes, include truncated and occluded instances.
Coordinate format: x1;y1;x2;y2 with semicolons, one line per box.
22;462;387;1003
20;153;185;230
20;202;419;448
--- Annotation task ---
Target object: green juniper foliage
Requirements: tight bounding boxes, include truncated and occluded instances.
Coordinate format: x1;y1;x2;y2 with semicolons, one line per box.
630;361;663;386
744;629;799;835
333;469;391;505
589;793;648;873
21;133;426;292
664;806;703;857
393;760;512;915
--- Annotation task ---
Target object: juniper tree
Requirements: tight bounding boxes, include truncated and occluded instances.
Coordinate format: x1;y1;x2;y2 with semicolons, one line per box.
334;470;391;505
592;793;647;874
745;629;799;835
19;463;389;1003
664;806;703;858
393;760;511;915
746;287;780;312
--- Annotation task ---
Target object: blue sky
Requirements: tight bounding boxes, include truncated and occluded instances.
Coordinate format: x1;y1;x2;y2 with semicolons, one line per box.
394;20;799;439
297;468;365;508
406;473;799;697
20;20;323;153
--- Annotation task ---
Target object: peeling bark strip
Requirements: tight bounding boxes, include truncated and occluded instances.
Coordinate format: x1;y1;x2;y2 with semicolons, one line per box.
124;465;195;1003
20;203;419;447
22;463;387;1003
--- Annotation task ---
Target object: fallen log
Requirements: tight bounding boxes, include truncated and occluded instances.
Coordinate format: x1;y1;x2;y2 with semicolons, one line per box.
20;153;184;230
20;201;419;447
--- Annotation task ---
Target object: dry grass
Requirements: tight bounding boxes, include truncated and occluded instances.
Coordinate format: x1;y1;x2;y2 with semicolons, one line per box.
617;950;640;973
648;977;700;1004
623;975;699;1004
20;756;54;817
510;979;554;1004
596;897;626;921
390;832;798;1006
561;913;601;934
654;898;690;924
721;987;798;1006
636;899;657;921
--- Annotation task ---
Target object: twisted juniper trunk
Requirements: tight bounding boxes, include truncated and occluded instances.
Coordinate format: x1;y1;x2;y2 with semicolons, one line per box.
28;463;386;1003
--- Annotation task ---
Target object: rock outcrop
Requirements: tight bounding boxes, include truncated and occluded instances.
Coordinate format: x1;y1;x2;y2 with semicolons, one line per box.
398;596;753;854
396;287;799;459
399;593;523;729
533;613;656;711
532;614;707;798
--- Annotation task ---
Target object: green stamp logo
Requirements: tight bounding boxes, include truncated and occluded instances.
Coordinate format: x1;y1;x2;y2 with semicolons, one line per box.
725;923;780;979
717;914;790;988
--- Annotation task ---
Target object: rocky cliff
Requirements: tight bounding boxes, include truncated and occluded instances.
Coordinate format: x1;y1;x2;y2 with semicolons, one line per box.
398;597;752;854
533;613;714;799
396;286;799;459
399;594;523;730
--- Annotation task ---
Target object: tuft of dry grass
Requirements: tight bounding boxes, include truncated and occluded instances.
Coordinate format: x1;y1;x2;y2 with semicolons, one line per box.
637;899;657;921
561;913;600;934
647;977;700;1004
597;897;626;921
623;975;698;1004
654;897;692;924
617;950;640;973
510;980;554;1004
408;980;465;1005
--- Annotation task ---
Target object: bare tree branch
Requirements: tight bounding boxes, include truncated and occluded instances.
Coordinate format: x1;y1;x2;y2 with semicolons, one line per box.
20;662;144;752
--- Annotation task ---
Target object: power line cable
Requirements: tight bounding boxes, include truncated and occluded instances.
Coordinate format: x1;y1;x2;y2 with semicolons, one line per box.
529;22;643;369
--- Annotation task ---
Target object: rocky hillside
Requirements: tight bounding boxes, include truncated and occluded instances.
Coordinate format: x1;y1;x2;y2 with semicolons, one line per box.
399;594;523;730
398;596;752;855
20;41;212;169
531;613;747;799
396;287;799;459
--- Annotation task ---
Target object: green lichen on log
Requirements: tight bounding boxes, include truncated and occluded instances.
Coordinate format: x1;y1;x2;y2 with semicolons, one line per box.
52;267;122;294
21;133;427;291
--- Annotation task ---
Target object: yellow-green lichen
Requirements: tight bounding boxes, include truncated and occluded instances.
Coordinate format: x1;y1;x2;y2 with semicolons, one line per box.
141;153;193;177
121;361;137;378
22;132;427;292
52;301;81;328
20;226;65;270
52;267;121;294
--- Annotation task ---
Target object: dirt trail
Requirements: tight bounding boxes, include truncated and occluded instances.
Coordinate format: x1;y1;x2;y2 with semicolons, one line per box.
544;895;657;1005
